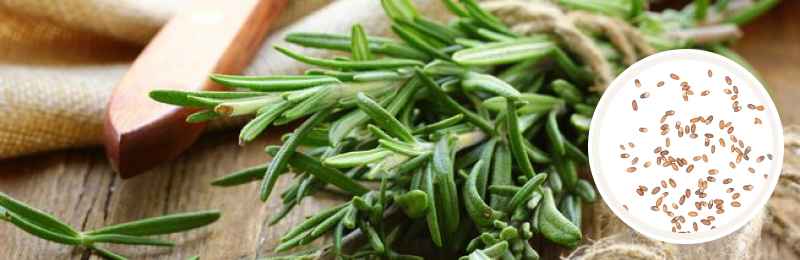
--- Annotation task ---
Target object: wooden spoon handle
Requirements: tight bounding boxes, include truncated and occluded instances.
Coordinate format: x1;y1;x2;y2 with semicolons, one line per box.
104;0;288;178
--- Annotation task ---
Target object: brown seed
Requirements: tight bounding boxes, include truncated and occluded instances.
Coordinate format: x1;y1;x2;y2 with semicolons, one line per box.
758;106;765;111
671;73;680;80
635;79;641;87
656;198;663;206
748;104;756;110
716;209;725;214
745;146;751;154
719;138;726;147
727;188;734;193
743;154;750;161
629;142;635;148
730;162;736;169
679;216;685;223
726;121;732;128
660;115;667;123
708;199;713;209
662;192;669;198
672;217;678;224
640;127;648;133
725;76;732;86
706;115;713;124
652;187;661;195
694;222;698;231
748;167;755;173
661;180;667;188
631;157;639;165
703;154;709;162
690;133;698;139
680;81;688;87
716;204;724;209
705;138;710;147
663;204;668;212
632;100;638;111
663;160;672;168
703;181;708;190
702;219;711;225
730;135;737;142
724;89;732;94
678;128;684;137
672;227;676;233
686;189;691;198
739;140;744;148
684;87;692;92
719;120;725;130
654;147;662;154
701;90;710;96
660;124;669;130
768;154;773;160
723;178;732;184
733;101;739;109
757;156;764;163
621;153;630;158
672;203;678;209
733;85;739;94
689;211;698;217
707;177;716;182
685;125;690;133
651;206;659;211
731;95;738;100
669;178;676;188
755;118;762;124
657;157;662;166
713;199;723;205
693;156;701;161
660;150;669;156
671;163;678;171
700;201;707;207
683;93;689;101
627;167;637;172
637;189;644;196
657;81;665;87
735;148;742;154
695;202;701;210
744;185;754;191
708;169;719;175
707;216;715;221
686;165;694;173
691;124;696;133
624;205;628;211
644;161;652;168
733;193;740;199
680;195;686;205
728;126;734;134
695;189;702;196
736;154;742;164
732;202;741;207
708;70;713;77
666;138;670;147
666;110;675;116
639;185;648;191
765;174;769;179
641;92;650;99
620;144;626;150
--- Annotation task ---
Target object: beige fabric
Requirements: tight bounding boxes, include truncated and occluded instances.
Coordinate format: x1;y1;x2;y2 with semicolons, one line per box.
0;0;450;159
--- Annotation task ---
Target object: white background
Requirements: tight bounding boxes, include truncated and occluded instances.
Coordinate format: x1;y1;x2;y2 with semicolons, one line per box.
597;60;773;235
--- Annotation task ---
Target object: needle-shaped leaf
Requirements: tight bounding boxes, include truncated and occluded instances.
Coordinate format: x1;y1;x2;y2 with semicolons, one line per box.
276;46;424;71
94;247;130;260
421;164;442;247
460;0;515;36
546;109;566;155
280;204;348;242
85;211;220;237
149;90;273;107
301;209;347;245
351;24;372;61
550;79;583;104
463;72;521;100
381;0;419;20
506;99;536;179
490;141;513;209
0;192;80;237
483;93;562;114
2;211;82;245
412;114;463;134
239;101;291;145
186;109;221;123
209;75;341;92
464;160;503;227
453;38;552;66
261;107;333;202
356;92;415;142
324;148;393;168
432;135;459;233
422;60;469;76
538;187;581;248
85;234;175;247
211;164;269;187
505;173;547;213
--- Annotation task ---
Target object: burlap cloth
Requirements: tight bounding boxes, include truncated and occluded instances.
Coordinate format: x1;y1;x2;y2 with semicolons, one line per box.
1;0;799;258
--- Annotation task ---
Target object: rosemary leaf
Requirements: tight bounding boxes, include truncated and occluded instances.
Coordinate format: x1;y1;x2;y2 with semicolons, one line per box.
85;211;220;237
275;46;424;70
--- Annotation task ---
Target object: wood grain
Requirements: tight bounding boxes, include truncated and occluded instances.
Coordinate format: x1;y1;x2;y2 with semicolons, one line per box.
2;2;800;259
104;0;288;178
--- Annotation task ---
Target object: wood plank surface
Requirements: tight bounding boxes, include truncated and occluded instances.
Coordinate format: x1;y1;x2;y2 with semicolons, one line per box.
1;2;799;259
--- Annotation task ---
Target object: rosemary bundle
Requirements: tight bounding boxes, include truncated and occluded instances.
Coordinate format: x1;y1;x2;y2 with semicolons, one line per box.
147;0;774;259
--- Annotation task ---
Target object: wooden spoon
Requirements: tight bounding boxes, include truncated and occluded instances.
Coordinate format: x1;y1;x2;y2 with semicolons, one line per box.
104;0;288;178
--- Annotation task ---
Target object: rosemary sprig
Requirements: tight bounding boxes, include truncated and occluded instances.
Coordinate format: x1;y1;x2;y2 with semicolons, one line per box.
145;0;777;258
0;192;218;260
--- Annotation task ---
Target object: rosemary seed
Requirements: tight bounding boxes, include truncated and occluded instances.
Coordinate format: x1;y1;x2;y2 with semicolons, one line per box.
744;185;754;191
733;193;740;199
632;100;638;111
671;73;680;80
635;79;641;87
725;76;732;86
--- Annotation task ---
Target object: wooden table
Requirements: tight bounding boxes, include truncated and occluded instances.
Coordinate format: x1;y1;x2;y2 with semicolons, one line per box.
2;2;800;259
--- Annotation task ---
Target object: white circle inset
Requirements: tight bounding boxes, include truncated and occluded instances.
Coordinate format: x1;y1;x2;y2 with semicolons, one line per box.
588;49;783;244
